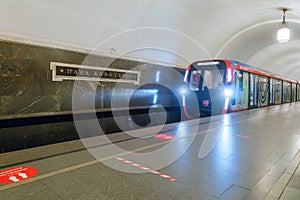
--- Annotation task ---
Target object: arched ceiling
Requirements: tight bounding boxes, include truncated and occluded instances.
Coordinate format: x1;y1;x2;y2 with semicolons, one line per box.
0;0;300;80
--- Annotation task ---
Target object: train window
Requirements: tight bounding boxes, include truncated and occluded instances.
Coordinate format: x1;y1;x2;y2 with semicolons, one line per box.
258;76;268;106
249;73;258;106
231;71;238;106
189;68;225;92
275;80;282;104
287;84;291;102
283;82;286;102
189;70;200;91
283;82;291;103
259;77;267;90
292;83;297;102
238;71;243;91
203;71;213;90
242;71;249;107
284;83;287;102
202;70;224;90
269;79;276;104
231;70;248;109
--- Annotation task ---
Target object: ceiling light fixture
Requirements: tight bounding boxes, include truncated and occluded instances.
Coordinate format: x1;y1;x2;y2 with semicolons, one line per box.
277;8;290;43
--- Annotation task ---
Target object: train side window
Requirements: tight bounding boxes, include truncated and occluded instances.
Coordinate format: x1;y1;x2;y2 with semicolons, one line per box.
249;73;258;106
231;71;238;106
258;76;268;105
269;78;276;104
238;71;243;91
259;77;267;94
230;70;243;106
292;83;297;102
275;80;282;104
190;70;200;91
284;82;291;102
231;70;246;108
202;71;213;90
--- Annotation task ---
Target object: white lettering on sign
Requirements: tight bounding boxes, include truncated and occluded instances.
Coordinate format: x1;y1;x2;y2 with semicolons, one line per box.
0;166;38;184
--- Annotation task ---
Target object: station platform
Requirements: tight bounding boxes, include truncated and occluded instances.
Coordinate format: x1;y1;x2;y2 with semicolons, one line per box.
0;103;300;200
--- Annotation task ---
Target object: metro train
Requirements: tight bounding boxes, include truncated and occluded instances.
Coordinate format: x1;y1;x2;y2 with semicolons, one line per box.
182;59;300;118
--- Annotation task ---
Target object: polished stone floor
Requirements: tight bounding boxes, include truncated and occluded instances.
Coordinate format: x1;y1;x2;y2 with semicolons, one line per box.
0;103;300;200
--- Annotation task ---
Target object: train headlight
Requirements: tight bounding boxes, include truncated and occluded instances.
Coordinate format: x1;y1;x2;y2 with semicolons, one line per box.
180;88;187;95
224;89;232;97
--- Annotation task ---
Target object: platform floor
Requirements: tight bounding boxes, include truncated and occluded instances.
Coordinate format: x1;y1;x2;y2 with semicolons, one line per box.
1;103;300;200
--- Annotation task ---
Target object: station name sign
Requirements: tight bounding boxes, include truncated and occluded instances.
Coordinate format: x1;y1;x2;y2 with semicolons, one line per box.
50;62;140;85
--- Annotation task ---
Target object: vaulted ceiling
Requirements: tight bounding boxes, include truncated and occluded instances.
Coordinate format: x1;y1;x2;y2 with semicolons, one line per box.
1;0;300;80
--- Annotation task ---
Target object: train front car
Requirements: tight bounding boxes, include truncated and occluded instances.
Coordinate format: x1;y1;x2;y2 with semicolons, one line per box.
182;60;232;118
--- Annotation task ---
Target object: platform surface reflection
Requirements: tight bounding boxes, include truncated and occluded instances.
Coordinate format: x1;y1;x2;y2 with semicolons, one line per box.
1;103;300;200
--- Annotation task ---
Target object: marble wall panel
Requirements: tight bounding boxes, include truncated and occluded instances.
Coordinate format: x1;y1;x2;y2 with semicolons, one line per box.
0;40;185;120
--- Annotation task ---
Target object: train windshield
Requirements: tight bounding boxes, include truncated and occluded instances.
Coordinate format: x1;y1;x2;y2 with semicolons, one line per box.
189;61;226;92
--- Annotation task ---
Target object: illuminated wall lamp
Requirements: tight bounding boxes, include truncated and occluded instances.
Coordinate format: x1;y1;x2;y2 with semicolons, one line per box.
277;8;290;43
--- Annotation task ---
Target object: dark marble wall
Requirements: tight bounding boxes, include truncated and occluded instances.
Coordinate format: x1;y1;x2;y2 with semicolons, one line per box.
0;41;84;116
0;40;185;119
0;40;186;152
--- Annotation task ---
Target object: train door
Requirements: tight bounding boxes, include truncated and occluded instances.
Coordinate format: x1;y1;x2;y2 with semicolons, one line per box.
258;76;269;107
274;80;282;104
292;83;297;102
283;81;291;103
249;73;258;108
269;78;276;105
230;70;249;111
